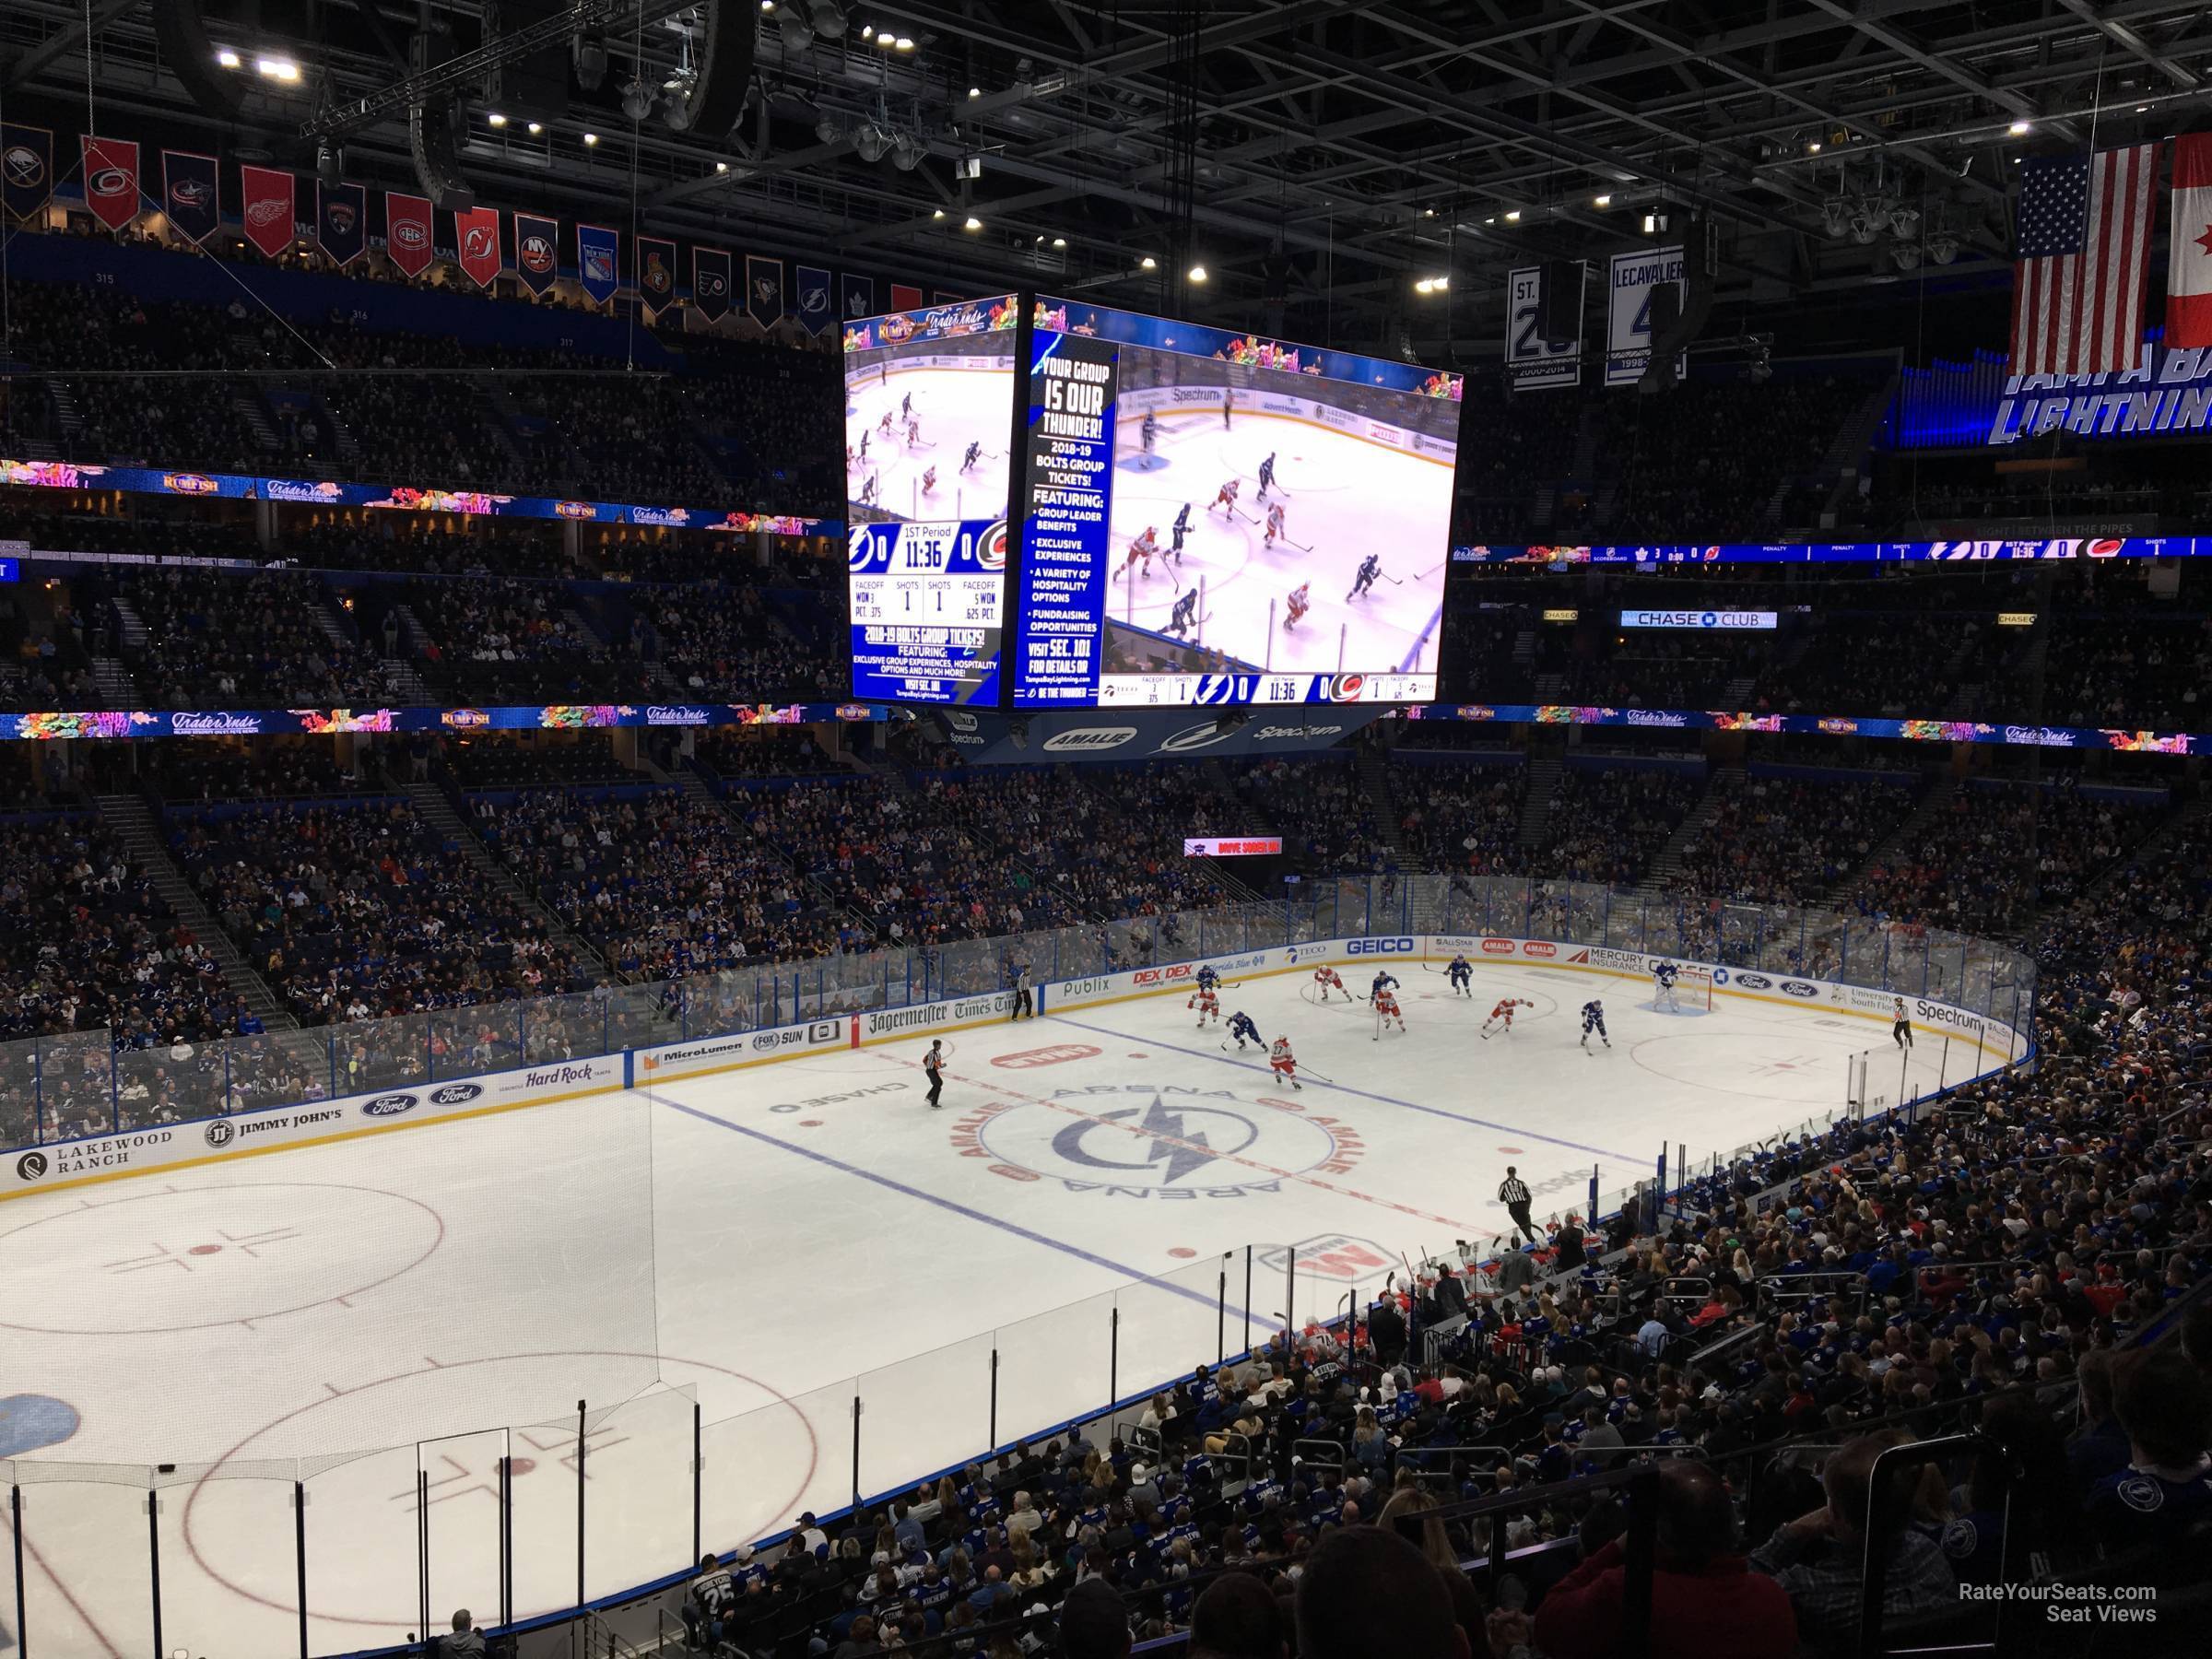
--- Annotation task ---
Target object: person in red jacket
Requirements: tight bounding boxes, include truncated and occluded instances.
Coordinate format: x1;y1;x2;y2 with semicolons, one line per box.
1534;1461;1797;1659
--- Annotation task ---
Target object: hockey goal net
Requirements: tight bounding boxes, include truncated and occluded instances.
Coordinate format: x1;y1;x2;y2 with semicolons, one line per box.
1661;966;1714;1010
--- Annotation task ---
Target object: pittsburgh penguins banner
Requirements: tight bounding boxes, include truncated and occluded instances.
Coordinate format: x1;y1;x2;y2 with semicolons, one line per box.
1;124;53;221
241;165;295;257
746;254;783;328
637;235;678;317
692;246;732;322
160;150;219;244
79;135;140;232
512;212;559;296
795;265;832;335
383;191;434;276
316;180;366;267
576;223;620;306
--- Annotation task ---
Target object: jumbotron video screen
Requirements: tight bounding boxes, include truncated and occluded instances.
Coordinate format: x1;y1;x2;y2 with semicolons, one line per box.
1012;296;1463;707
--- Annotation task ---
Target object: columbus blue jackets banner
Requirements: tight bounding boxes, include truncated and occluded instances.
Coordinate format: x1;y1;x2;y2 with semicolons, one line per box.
513;212;559;297
746;254;783;328
637;235;677;316
316;180;366;267
160;150;219;244
1;124;53;220
692;247;732;322
796;265;832;335
843;274;877;320
80;136;140;233
576;223;619;306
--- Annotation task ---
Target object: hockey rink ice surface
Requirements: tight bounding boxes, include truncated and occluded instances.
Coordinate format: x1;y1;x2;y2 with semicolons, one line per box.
0;965;1963;1655
846;365;1013;525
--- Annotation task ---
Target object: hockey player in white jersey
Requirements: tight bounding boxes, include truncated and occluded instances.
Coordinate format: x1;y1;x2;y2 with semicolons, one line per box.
1653;960;1681;1013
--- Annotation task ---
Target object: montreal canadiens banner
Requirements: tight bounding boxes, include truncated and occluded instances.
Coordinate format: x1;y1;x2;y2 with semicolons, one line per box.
455;205;501;288
746;253;783;328
796;265;832;335
80;136;140;232
316;180;366;266
576;224;619;306
693;246;732;322
637;235;677;315
160;150;219;244
383;191;433;276
1;124;53;221
240;165;295;258
513;212;559;297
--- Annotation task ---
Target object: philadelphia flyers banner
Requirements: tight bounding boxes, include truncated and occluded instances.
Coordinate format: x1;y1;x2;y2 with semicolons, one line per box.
512;211;559;296
240;165;295;257
383;191;433;276
80;135;140;232
692;246;732;323
159;150;219;244
316;180;366;266
455;204;502;289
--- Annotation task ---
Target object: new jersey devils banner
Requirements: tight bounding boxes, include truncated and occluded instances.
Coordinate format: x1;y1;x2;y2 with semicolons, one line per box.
576;223;619;305
240;165;295;257
316;180;366;266
160;150;219;244
1;124;53;221
512;212;559;296
889;283;923;312
80;136;140;232
746;254;783;327
455;205;502;288
692;246;732;322
795;265;832;335
383;190;433;276
637;235;677;315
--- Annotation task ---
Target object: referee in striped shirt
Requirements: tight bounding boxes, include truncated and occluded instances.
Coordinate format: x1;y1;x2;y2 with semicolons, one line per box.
1499;1167;1536;1244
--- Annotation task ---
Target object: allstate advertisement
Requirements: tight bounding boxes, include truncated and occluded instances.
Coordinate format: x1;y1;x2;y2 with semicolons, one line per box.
848;519;1007;704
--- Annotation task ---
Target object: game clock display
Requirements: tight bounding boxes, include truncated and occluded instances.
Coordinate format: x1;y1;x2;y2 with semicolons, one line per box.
847;520;1007;704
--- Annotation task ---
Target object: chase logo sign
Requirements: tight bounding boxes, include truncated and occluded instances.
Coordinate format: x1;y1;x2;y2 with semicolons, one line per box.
1347;937;1416;955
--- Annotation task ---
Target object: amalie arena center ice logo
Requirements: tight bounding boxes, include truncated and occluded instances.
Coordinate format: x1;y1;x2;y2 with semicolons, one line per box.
947;1083;1363;1199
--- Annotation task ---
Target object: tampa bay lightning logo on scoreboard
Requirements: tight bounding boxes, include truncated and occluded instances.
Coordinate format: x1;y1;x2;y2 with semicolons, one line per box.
1194;674;1256;705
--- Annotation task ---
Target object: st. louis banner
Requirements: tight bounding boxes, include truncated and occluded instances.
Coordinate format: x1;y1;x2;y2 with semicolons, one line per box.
576;224;619;306
160;150;219;244
796;265;832;335
746;254;783;327
316;180;366;266
693;246;732;322
1;124;53;220
637;235;678;316
240;166;295;258
80;136;140;232
843;274;877;319
383;191;433;276
455;205;501;288
513;212;559;297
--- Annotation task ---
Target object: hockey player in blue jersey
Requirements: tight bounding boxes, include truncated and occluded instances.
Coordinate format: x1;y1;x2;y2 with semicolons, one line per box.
1653;960;1681;1013
1445;953;1473;996
1225;1009;1262;1051
1370;969;1400;1005
1196;964;1220;994
1581;999;1609;1051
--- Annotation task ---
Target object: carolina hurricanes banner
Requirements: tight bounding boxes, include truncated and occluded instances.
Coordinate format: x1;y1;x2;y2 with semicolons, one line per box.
843;274;877;319
746;254;783;328
795;265;832;335
1;124;53;220
637;235;677;316
576;224;619;306
383;191;433;276
2169;134;2212;349
316;180;366;266
889;283;922;312
160;150;218;244
79;136;140;232
454;205;502;288
240;165;295;257
692;246;732;322
512;212;559;296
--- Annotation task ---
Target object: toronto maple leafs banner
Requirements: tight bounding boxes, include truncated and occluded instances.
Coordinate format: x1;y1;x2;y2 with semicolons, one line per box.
692;246;732;322
159;150;218;244
746;253;783;328
576;223;620;306
796;265;832;335
843;273;877;320
1;124;53;221
316;180;366;266
512;212;559;297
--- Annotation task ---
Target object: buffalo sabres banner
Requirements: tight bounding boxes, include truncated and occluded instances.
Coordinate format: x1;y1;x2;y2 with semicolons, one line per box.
454;204;502;288
79;136;140;232
316;180;366;266
746;253;783;327
843;273;877;320
692;246;732;322
240;165;294;257
576;223;619;306
637;235;677;316
889;282;923;312
159;150;219;244
2;124;53;221
512;212;559;296
795;265;832;335
383;190;433;276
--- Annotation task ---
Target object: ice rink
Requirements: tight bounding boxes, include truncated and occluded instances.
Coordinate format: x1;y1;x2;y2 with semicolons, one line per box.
0;963;1961;1654
845;363;1014;524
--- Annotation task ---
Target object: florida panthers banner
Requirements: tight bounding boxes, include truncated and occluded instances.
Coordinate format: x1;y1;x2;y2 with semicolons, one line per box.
796;265;832;335
1;124;53;220
512;212;559;296
692;247;732;322
746;254;783;327
454;205;502;289
315;180;366;266
576;223;619;306
79;136;140;232
159;150;219;244
240;165;295;258
843;274;877;320
637;235;677;316
383;191;433;276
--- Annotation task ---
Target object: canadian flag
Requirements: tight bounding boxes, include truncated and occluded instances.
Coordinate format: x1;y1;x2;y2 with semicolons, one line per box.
2169;134;2212;348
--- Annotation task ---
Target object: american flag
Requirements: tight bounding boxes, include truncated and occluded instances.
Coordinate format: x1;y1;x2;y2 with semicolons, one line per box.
2009;144;2160;377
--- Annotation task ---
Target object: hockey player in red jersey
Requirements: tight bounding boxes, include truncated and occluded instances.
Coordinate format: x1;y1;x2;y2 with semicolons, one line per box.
1284;582;1311;629
1480;996;1534;1040
921;465;938;495
1373;986;1406;1033
1210;477;1241;515
1264;501;1287;548
1269;1035;1301;1090
1119;527;1159;580
1188;985;1220;1027
1312;965;1352;1002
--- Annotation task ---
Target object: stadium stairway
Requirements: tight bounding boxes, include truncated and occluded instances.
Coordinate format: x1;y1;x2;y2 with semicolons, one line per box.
402;780;611;982
229;388;282;457
88;653;138;706
1515;755;1563;849
1833;770;1959;911
1355;746;1410;865
1641;762;1736;893
91;792;297;1033
44;380;83;442
1816;368;1900;524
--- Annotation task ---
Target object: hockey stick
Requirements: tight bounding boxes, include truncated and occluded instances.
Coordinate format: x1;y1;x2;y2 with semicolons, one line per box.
1380;573;1405;585
1299;1064;1335;1084
1281;535;1316;553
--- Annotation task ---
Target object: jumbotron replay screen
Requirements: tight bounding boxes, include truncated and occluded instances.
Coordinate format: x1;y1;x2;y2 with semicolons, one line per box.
1011;296;1463;708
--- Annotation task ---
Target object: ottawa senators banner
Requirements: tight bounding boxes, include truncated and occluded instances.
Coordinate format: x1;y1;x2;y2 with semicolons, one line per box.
383;191;433;276
80;136;140;232
240;166;295;257
637;235;677;317
512;212;559;296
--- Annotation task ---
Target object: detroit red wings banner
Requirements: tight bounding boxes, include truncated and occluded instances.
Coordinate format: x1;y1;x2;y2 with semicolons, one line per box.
240;165;295;257
383;191;433;276
455;205;502;289
512;212;559;297
80;136;140;232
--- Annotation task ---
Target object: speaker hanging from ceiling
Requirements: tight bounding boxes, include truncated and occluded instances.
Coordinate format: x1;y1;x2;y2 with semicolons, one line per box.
1537;259;1581;346
1639;217;1719;393
153;2;248;119
664;1;759;136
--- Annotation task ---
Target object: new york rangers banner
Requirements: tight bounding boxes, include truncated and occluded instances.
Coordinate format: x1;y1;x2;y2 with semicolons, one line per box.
576;223;619;306
1;124;53;220
240;165;295;258
889;282;923;312
159;150;219;244
79;136;140;232
693;246;732;322
795;265;832;335
315;180;366;266
746;253;783;327
383;190;433;276
512;212;559;296
454;205;502;289
843;274;877;319
637;235;678;315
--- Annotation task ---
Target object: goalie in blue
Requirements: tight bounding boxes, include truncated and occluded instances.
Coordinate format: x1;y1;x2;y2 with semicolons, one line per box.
1581;998;1610;1051
1653;959;1681;1013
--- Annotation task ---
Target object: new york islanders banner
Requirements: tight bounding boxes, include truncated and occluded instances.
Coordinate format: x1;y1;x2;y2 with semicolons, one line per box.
455;205;502;288
637;235;678;316
796;265;832;335
160;150;219;244
1;124;53;221
513;212;559;296
240;165;295;257
316;180;366;266
746;254;783;327
576;224;620;306
843;274;877;319
80;136;140;232
693;247;732;322
383;191;433;276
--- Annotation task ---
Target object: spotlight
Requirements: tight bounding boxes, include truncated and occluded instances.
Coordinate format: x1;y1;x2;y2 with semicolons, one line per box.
1927;232;1959;265
1849;206;1883;244
890;133;925;171
527;121;543;135
968;86;981;98
877;29;894;44
895;37;913;51
1188;264;1207;282
583;132;599;146
1641;213;1656;234
1807;141;1821;154
488;112;508;126
2008;119;2031;135
1820;199;1848;240
1593;194;1611;207
816;112;843;144
932;207;945;219
217;49;240;68
254;56;300;82
1052;236;1065;248
1889;206;1919;239
1503;209;1520;222
621;80;655;122
1140;255;1156;269
854;124;890;163
716;160;729;172
963;215;982;230
315;139;343;184
1892;241;1924;271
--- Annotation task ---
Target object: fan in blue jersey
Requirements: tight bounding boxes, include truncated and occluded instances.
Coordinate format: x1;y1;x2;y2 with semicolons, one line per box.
1226;1009;1262;1051
1581;999;1610;1051
1653;959;1681;1013
1445;953;1473;997
1196;964;1220;993
1370;969;1400;1003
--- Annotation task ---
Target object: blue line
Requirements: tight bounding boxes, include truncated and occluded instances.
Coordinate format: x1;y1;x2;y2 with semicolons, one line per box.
651;1089;1251;1321
1046;1014;1646;1166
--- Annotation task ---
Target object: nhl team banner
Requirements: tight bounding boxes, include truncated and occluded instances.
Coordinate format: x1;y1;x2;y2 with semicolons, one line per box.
454;205;502;289
1606;244;1683;387
383;190;433;276
315;180;367;267
1;124;53;220
512;211;559;297
1507;265;1582;390
637;235;678;315
746;253;783;327
795;265;832;335
240;165;295;258
159;150;219;245
692;246;732;322
576;223;619;306
889;283;923;312
843;273;877;320
79;136;140;232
